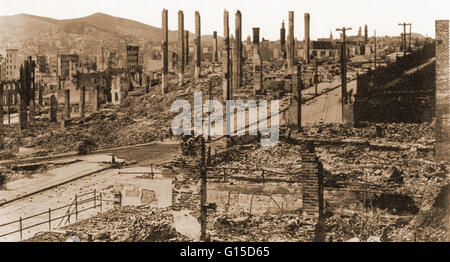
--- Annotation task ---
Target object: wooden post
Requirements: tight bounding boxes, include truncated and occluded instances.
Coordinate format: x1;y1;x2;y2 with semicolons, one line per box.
48;208;51;230
262;170;265;185
19;217;23;240
75;195;78;221
99;193;103;213
94;189;97;208
200;137;207;242
151;164;154;179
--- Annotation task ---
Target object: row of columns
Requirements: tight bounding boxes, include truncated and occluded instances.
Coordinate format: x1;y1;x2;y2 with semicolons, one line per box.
161;10;218;93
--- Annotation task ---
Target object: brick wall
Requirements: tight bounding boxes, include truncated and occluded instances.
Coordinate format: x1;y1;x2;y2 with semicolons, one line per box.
171;174;201;218
435;20;450;162
301;153;324;220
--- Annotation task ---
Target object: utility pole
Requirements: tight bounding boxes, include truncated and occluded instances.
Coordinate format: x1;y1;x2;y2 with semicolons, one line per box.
314;60;319;96
374;30;377;69
208;82;212;142
336;27;351;106
408;24;412;51
200;136;207;241
398;22;411;56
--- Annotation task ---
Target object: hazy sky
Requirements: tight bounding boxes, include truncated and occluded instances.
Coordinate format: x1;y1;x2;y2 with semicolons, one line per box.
0;0;448;40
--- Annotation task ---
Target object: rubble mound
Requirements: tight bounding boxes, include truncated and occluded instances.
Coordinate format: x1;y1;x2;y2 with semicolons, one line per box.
209;213;316;242
31;206;191;242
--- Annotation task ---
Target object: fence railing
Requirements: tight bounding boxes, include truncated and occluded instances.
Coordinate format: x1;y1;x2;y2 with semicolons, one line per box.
0;190;117;241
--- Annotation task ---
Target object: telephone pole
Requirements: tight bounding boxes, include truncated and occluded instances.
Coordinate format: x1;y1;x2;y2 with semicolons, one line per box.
374;30;377;69
336;27;352;106
398;22;411;56
408;24;412;51
200;136;207;241
314;60;319;96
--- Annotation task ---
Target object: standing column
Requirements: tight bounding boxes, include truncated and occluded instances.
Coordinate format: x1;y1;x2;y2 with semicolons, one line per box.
185;30;189;66
223;10;232;100
64;90;70;120
435;20;450;162
364;24;369;45
280;20;286;59
161;9;169;94
253;28;262;95
304;13;310;64
49;95;57;123
232;10;242;91
178;10;185;86
195;11;201;79
80;85;86;117
93;87;99;112
213;31;218;62
295;64;302;130
287;11;295;70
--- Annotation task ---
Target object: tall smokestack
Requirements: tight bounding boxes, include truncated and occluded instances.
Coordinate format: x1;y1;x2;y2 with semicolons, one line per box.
304;13;310;64
280;20;286;59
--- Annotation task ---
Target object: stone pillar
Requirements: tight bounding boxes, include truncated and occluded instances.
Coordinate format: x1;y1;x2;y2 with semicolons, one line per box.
56;89;65;125
161;9;169;94
185;30;189;66
436;20;450;161
364;24;368;45
280;20;286;59
38;82;43;106
64;89;70;120
161;41;169;94
80;85;86;117
49;95;57;122
178;10;185;86
195;11;201;79
213;31;218;62
93;86;99;112
287;11;295;70
286;64;302;129
253;28;262;95
304;13;310;64
223;10;232;100
232;10;242;91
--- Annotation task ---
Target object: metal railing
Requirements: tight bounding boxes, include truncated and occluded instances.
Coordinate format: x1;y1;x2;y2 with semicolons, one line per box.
0;190;116;241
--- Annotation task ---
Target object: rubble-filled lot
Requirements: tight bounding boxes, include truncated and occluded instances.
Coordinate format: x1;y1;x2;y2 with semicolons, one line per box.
208;213;317;242
26;206;190;242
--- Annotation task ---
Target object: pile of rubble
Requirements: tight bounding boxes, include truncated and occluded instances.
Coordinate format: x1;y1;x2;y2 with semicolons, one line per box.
324;213;411;242
208;213;317;242
212;142;303;175
301;122;435;144
29;206;190;242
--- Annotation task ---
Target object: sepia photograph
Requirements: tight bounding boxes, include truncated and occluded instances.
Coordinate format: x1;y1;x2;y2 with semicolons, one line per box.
0;0;448;250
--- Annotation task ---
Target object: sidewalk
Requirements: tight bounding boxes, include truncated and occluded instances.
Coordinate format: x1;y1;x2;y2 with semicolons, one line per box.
0;155;117;207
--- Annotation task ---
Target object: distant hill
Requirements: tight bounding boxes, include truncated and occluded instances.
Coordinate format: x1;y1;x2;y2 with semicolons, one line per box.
0;12;218;57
